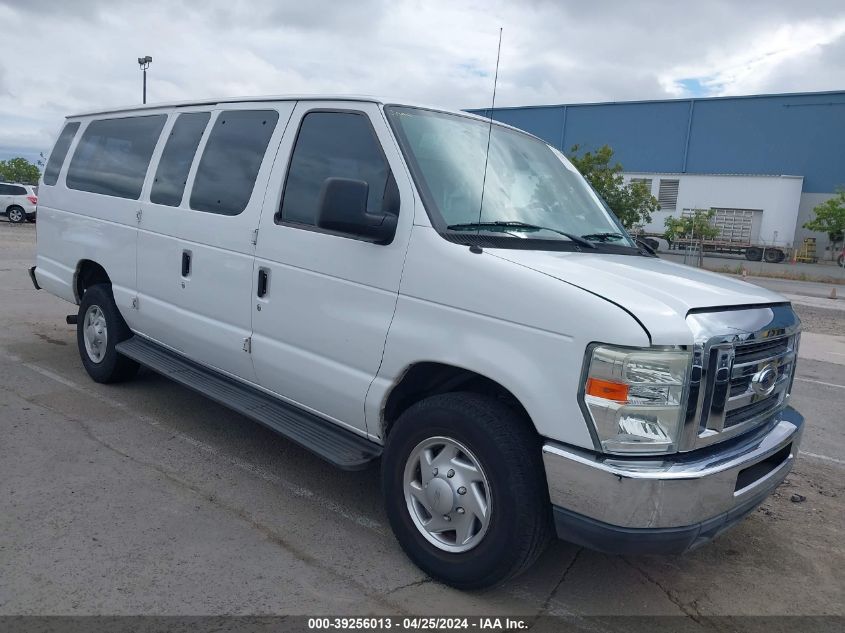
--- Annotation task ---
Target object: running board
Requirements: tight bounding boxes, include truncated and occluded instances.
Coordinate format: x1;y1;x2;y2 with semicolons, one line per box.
115;336;382;470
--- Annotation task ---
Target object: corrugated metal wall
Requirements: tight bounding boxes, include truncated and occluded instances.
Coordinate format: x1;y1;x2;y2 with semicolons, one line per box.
468;91;845;193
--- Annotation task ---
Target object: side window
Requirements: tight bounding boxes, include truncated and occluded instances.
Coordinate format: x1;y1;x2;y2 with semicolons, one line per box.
190;110;279;216
43;122;80;186
11;186;27;195
66;115;167;199
150;112;210;207
279;111;392;227
0;185;11;195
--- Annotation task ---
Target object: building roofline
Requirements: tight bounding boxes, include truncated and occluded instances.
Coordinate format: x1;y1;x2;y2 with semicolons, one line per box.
466;89;845;112
624;171;804;180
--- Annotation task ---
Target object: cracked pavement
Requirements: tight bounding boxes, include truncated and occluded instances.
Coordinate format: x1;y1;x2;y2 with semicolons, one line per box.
1;223;843;618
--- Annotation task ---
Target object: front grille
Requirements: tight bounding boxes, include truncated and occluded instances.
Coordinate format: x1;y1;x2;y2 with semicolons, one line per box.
683;305;800;451
733;338;789;365
725;394;781;427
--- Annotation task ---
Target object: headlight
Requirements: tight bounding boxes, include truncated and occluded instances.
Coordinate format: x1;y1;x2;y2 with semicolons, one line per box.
581;345;691;454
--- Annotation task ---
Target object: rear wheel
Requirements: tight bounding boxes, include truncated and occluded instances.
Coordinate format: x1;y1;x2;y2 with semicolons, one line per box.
745;247;763;261
7;206;25;223
382;392;551;589
76;284;139;383
764;248;784;263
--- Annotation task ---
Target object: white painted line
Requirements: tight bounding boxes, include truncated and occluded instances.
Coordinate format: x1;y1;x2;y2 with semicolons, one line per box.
801;452;845;466
794;377;845;390
12;357;385;534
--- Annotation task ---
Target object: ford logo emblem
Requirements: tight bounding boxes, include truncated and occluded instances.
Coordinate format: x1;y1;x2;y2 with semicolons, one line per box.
751;365;778;396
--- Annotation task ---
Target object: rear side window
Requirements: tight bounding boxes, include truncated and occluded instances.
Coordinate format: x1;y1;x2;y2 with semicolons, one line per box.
43;122;80;186
67;115;167;199
279;111;390;226
150;112;210;207
0;184;28;195
190;110;279;215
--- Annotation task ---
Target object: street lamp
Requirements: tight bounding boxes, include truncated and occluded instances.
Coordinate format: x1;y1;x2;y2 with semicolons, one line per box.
137;55;152;104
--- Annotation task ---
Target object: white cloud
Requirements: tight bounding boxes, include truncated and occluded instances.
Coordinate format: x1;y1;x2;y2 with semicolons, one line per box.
0;0;843;158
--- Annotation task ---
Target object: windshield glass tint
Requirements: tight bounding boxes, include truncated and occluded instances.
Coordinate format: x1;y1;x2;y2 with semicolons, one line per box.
386;107;632;245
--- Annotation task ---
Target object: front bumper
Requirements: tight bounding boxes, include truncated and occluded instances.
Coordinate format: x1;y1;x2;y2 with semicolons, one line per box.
543;407;803;554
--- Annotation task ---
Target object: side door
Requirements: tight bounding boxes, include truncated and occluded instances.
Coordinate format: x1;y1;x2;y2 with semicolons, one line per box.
251;101;415;435
135;103;295;382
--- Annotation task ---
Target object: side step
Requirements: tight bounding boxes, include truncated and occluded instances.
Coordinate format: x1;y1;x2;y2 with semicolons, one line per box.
115;336;382;470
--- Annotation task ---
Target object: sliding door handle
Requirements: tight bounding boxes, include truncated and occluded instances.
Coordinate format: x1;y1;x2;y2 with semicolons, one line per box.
181;250;192;277
257;268;269;298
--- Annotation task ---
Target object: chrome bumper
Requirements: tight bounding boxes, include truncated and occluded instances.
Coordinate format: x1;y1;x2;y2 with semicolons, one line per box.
543;407;803;553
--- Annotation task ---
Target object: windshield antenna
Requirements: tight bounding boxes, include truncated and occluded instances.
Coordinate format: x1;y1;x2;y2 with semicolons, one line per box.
473;27;503;247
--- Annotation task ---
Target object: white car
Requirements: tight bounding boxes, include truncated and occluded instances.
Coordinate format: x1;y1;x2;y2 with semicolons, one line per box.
31;96;803;588
1;182;37;222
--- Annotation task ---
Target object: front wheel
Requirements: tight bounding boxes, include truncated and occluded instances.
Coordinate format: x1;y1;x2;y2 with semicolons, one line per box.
382;393;551;589
76;284;139;383
745;247;763;261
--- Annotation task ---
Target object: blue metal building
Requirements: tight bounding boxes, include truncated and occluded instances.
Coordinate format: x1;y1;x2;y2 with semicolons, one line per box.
467;90;845;254
467;90;845;194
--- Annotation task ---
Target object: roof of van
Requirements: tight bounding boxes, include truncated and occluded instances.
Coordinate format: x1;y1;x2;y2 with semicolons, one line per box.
68;95;475;119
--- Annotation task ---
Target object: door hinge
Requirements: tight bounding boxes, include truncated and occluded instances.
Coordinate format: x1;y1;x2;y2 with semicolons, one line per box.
136;209;143;224
242;336;252;353
251;228;259;245
131;296;139;310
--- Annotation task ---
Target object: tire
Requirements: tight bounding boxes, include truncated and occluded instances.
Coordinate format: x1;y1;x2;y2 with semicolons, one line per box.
7;206;26;223
745;247;763;261
76;283;139;383
763;248;783;264
382;392;552;589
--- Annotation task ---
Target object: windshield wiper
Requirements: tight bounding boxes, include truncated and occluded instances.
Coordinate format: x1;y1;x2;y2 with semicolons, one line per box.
580;231;627;242
447;221;596;249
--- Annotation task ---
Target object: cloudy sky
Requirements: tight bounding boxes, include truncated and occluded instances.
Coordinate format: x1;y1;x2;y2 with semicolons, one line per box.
1;0;844;163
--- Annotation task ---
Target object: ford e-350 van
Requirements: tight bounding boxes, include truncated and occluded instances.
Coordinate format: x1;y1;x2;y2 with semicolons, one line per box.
31;95;803;588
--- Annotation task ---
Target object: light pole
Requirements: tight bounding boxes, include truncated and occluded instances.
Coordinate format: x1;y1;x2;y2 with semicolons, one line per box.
137;56;152;104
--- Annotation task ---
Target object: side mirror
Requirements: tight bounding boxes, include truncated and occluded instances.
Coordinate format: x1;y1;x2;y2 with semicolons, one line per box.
316;177;398;245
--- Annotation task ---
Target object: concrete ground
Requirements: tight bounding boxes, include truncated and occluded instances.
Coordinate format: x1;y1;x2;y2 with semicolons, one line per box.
1;222;843;619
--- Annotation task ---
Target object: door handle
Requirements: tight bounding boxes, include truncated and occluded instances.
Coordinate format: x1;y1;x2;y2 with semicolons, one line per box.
181;250;192;277
257;268;269;298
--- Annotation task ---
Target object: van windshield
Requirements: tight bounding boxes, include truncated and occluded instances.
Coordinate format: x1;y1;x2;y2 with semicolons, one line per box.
386;106;635;250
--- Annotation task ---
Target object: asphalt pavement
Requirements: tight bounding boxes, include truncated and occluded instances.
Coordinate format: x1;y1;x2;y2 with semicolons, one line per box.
1;223;843;620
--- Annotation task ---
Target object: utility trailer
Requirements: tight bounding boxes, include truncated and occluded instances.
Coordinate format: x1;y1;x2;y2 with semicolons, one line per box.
643;207;791;263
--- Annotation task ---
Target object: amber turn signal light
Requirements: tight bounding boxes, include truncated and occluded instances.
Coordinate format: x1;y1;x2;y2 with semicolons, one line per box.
585;377;629;402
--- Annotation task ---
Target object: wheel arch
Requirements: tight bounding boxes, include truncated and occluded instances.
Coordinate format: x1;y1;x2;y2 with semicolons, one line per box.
74;259;112;303
381;362;535;440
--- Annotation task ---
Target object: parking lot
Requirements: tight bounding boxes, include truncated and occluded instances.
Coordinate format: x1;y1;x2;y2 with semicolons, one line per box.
1;222;843;619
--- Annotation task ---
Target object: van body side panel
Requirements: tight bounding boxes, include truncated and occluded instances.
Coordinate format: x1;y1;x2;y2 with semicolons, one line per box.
35;116;146;321
251;101;416;435
370;226;651;447
134;104;295;383
34;206;138;312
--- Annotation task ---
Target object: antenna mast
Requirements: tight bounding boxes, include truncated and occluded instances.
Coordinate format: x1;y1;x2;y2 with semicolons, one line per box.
475;28;503;239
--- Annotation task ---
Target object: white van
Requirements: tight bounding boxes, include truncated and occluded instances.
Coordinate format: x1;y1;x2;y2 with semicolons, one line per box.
32;96;803;588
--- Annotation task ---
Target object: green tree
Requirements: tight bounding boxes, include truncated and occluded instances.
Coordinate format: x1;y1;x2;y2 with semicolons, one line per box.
568;144;659;230
0;157;41;185
664;209;720;267
803;190;845;259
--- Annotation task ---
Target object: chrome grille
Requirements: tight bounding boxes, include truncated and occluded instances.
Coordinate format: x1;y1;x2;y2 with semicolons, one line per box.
682;305;800;452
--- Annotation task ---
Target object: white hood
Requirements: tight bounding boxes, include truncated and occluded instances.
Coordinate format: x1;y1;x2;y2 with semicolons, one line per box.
489;250;788;345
